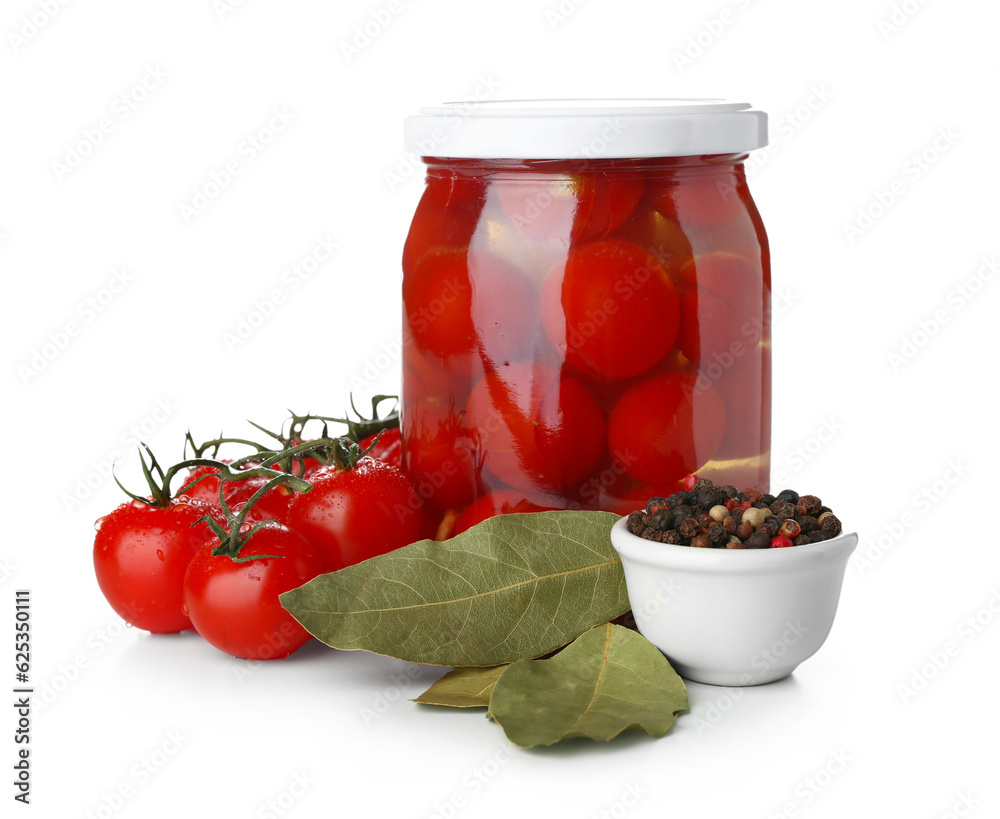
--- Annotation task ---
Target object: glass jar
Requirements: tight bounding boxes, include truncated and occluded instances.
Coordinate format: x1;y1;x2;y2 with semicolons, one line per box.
401;100;770;527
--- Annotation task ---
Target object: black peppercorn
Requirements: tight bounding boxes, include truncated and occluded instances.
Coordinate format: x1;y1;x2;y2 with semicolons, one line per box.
632;483;844;551
796;515;819;533
626;510;645;535
666;491;691;508
678;517;702;539
819;513;842;537
769;500;797;520
671;504;693;523
645;496;668;514
797;495;823;517
696;488;722;508
707;521;728;545
650;508;674;531
776;489;799;504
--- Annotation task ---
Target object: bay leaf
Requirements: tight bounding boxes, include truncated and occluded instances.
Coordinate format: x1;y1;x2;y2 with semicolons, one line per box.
413;665;507;708
279;510;627;666
487;623;688;748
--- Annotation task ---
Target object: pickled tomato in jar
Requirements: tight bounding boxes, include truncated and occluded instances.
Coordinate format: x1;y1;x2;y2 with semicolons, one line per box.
401;100;770;518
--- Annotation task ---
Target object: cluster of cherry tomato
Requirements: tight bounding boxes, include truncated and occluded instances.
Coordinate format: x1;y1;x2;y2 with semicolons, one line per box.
402;157;770;517
92;401;429;660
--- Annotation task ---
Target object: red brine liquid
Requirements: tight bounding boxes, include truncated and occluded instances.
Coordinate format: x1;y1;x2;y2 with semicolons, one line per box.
401;155;770;519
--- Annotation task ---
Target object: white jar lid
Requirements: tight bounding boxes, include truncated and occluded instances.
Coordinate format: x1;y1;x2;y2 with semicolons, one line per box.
404;98;768;159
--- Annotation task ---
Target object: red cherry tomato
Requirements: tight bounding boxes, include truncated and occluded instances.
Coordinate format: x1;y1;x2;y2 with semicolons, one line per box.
607;372;726;485
182;522;327;660
179;464;293;522
609;204;693;272
541;240;679;380
402;171;485;273
453;490;555;535
359;427;402;468
402;402;482;512
465;363;606;494
646;170;745;230
285;457;425;569
676;252;761;312
93;496;221;633
497;173;596;243
579;173;645;242
402;248;538;372
497;170;643;245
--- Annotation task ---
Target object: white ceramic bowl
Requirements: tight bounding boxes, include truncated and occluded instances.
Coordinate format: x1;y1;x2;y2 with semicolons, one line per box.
610;517;858;686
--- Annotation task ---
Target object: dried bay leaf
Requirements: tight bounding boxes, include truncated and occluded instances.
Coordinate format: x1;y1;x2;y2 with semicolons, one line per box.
487;623;688;748
414;665;507;708
279;511;627;667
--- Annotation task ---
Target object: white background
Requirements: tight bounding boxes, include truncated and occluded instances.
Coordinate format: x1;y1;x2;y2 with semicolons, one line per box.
2;0;998;817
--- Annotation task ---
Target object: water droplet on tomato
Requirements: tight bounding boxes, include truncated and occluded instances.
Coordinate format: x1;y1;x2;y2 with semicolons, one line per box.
94;516;106;531
156;549;165;562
